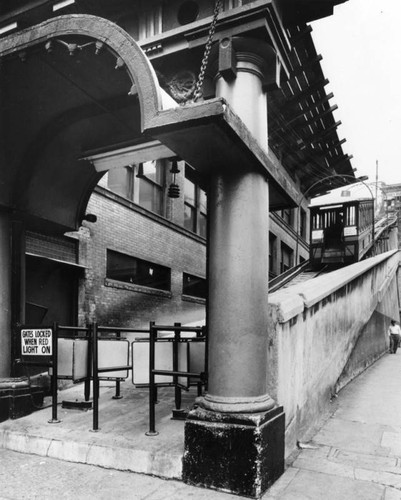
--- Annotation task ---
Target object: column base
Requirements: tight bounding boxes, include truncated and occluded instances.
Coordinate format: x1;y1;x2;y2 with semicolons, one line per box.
183;405;285;498
0;378;44;423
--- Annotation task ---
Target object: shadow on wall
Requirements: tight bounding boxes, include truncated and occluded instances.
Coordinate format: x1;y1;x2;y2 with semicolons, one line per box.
267;250;400;458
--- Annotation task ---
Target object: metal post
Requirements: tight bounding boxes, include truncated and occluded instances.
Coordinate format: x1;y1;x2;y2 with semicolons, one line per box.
84;326;91;402
112;330;123;399
48;322;60;424
146;321;158;436
113;380;122;399
203;325;208;392
173;322;182;411
91;322;100;431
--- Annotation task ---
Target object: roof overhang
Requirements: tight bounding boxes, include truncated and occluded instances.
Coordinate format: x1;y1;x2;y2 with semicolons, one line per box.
144;98;299;209
277;0;348;25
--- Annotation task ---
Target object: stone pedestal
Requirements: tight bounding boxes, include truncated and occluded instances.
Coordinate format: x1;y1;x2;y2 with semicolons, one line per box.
183;406;285;498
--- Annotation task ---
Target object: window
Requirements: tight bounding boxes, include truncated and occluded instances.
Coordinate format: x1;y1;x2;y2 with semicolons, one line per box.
345;205;356;226
300;208;307;239
269;232;277;277
184;165;207;238
280;243;293;273
137;160;165;214
281;208;292;226
107;160;165;215
183;273;206;299
107;250;170;291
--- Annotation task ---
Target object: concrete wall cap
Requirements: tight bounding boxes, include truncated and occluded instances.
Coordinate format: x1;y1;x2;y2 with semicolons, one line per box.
268;290;304;323
269;250;400;322
298;250;399;308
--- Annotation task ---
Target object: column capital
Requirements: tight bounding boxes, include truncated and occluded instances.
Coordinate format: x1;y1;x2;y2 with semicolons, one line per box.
208;36;281;91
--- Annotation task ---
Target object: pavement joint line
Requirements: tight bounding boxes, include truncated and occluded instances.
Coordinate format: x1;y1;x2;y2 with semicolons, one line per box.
354;467;401;489
45;436;53;456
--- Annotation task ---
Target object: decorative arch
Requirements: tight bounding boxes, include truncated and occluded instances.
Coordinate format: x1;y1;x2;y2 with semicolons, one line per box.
0;14;163;132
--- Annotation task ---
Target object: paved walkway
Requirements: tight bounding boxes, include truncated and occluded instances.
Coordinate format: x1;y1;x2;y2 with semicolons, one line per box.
1;352;401;499
266;351;401;499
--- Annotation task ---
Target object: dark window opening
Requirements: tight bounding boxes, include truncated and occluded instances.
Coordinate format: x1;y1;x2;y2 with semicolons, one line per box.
183;273;206;299
300;208;307;239
269;232;277;277
280;243;293;273
107;250;170;291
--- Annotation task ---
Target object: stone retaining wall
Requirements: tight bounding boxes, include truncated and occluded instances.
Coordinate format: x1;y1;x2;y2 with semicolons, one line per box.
267;250;400;456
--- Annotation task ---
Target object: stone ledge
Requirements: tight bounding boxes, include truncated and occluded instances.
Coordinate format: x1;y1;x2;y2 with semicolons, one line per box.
0;429;182;479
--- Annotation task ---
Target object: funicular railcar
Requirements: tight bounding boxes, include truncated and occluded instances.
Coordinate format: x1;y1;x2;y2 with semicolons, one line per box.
310;198;374;268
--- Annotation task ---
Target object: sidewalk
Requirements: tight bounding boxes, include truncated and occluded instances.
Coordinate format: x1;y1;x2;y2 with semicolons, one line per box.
1;352;401;499
265;351;401;499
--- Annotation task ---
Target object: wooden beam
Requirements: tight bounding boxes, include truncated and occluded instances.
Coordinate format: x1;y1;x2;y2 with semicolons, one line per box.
289;54;323;78
297;104;338;130
310;121;341;145
283;78;330;105
283;92;334;123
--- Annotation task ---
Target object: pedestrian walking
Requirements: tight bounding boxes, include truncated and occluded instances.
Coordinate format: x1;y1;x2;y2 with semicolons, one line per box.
388;319;401;353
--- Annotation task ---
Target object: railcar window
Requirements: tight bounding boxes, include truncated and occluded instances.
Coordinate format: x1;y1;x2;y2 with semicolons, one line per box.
312;212;322;229
358;201;373;231
345;205;355;226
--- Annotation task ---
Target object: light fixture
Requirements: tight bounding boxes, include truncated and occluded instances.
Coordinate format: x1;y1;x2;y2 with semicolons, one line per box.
82;213;97;223
167;157;181;198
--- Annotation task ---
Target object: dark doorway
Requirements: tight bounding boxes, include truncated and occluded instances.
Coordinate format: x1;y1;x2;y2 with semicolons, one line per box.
26;255;80;327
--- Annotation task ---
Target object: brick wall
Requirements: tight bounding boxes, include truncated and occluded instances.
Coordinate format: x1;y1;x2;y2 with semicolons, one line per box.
79;188;206;329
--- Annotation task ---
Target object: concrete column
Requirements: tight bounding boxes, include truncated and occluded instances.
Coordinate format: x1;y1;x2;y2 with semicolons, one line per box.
183;37;284;498
0;213;11;377
200;37;276;413
204;170;274;412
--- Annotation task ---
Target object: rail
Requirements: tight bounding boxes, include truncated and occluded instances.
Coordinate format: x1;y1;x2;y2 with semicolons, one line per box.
146;322;207;436
269;260;311;293
18;320;207;434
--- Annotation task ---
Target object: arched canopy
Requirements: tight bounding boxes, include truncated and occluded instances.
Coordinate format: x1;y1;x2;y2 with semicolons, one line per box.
0;14;165;232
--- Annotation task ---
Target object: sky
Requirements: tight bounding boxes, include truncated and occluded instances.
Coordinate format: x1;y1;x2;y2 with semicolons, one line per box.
310;0;401;186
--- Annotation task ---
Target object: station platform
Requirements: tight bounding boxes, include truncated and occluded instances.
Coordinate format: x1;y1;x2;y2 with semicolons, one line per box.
1;351;401;499
0;380;197;480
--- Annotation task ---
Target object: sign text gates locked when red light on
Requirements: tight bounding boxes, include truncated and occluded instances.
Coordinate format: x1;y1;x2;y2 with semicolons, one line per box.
21;328;52;356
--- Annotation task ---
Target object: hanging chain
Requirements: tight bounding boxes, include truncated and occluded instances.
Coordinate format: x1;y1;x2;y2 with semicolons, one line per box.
192;0;223;102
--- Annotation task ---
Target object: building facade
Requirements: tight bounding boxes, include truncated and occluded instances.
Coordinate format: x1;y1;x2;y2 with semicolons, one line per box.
0;0;352;495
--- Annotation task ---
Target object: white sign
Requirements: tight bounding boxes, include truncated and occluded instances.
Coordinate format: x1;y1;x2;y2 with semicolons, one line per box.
21;328;52;356
344;226;357;237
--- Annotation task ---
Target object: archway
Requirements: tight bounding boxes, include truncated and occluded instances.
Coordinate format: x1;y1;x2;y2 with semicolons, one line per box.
0;14;166;232
0;15;172;380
